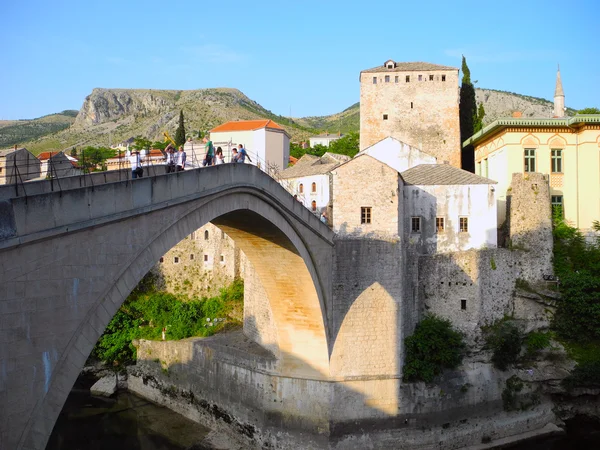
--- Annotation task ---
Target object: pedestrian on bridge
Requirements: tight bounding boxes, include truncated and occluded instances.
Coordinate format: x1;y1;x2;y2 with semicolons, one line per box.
129;151;143;179
176;146;186;172
165;144;176;173
236;144;252;163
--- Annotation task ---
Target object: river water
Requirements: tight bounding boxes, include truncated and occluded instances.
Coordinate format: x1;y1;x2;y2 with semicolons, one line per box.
47;375;600;450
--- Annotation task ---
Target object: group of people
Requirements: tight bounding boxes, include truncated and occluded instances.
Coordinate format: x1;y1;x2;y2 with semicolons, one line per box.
128;135;254;179
202;137;252;166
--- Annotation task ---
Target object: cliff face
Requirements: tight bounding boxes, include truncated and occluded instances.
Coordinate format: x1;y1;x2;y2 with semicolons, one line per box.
74;89;177;127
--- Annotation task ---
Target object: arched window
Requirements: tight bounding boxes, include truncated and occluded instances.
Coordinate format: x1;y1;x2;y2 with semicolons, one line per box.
204;230;209;240
311;201;317;211
311;182;317;193
299;183;304;194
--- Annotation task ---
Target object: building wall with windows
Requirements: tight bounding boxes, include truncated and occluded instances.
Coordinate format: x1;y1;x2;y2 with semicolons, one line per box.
332;154;403;239
152;223;244;298
359;60;461;168
469;117;600;231
309;133;343;148
403;183;497;254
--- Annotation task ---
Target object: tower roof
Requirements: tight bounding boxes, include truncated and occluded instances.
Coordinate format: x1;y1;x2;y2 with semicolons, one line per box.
555;65;564;97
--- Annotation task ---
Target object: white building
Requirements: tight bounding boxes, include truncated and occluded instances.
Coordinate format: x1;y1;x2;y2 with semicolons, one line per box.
358;136;437;173
209;120;290;171
309;133;344;148
278;152;350;214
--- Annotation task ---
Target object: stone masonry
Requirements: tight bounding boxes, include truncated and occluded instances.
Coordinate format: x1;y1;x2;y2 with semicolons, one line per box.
360;61;461;168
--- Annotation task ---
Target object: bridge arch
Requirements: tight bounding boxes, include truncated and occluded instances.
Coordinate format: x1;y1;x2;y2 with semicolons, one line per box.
0;165;333;450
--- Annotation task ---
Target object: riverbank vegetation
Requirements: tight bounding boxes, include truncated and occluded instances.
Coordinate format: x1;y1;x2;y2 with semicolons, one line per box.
402;315;465;383
552;213;600;388
93;277;244;366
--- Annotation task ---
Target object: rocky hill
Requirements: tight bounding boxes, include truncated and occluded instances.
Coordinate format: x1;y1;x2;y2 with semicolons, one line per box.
12;86;577;155
0;110;78;148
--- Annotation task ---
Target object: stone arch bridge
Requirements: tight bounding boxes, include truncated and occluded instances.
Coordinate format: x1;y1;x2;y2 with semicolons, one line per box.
0;164;336;449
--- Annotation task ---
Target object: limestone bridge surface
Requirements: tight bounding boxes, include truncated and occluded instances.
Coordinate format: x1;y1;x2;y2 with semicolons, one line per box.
0;164;334;450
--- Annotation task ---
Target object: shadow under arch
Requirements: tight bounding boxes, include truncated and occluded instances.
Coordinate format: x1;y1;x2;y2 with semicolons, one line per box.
18;187;332;450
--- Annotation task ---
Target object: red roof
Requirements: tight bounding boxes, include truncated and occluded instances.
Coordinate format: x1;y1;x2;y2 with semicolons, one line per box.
37;151;60;161
289;155;298;165
210;119;284;133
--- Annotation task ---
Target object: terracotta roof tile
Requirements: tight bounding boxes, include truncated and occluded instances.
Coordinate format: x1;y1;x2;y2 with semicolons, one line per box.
210;119;284;133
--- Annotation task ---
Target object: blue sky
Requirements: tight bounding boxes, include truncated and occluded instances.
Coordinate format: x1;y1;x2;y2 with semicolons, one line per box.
2;0;599;120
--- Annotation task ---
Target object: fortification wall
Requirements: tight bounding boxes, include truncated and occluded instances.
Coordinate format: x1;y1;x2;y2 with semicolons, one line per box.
508;173;553;283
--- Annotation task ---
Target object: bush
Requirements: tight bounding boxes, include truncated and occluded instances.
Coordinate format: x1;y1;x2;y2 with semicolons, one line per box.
525;331;552;356
485;320;523;370
403;315;465;383
93;279;244;366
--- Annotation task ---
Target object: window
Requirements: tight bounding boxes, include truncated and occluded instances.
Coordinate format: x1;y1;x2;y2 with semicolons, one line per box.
551;149;563;173
524;149;536;173
405;75;410;82
436;217;445;232
311;182;317;193
311;200;317;211
459;217;468;232
299;183;304;194
410;102;413;109
385;75;390;83
429;74;434;81
411;217;421;233
220;255;225;263
204;230;209;240
441;75;446;81
159;257;164;263
395;76;399;83
551;195;564;216
204;254;208;262
372;76;377;84
190;254;194;260
361;207;372;224
483;158;489;178
387;64;394;69
461;299;467;310
418;74;423;81
383;114;388;120
174;257;179;264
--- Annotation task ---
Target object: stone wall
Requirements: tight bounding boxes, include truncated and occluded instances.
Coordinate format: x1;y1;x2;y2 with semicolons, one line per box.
418;249;518;344
508;173;553;283
359;67;461;168
332;155;402;239
152;223;242;298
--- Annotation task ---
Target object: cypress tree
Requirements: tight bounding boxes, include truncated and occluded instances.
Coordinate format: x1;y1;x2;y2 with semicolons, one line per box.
459;56;477;172
175;110;186;147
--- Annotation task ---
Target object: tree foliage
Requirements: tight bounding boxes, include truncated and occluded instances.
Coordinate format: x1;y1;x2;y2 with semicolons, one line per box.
459;55;481;172
484;320;523;370
93;279;244;366
403;315;465;383
175;110;186;147
577;107;600;115
132;136;152;151
79;146;116;172
289;132;359;160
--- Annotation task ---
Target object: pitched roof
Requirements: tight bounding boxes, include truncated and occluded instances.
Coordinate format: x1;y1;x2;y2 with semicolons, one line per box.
361;61;458;74
0;147;30;157
210;119;284;133
37;151;61;161
400;164;496;185
279;152;350;179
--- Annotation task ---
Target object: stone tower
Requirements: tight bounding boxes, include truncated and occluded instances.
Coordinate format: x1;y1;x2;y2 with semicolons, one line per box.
359;60;461;168
553;65;565;118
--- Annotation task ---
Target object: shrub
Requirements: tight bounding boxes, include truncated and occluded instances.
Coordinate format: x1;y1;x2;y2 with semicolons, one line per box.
484;320;522;370
525;331;552;356
502;376;524;411
403;315;465;383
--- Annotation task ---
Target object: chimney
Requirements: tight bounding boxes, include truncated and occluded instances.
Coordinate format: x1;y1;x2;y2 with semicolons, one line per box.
512;111;523;118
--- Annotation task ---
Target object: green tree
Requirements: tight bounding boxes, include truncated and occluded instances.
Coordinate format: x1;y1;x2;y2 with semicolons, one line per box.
70;148;77;157
403;315;465;382
132;136;153;151
577;107;600;115
152;140;167;151
328;132;360;158
79;146;116;172
475;103;486;133
459;55;477;172
175;110;186;147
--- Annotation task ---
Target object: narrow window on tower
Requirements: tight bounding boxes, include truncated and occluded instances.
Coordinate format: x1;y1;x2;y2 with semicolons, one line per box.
441;75;446;81
410;102;413;109
372;76;377;84
361;207;372;224
418;74;423;81
395;76;399;83
383;114;388;120
429;74;434;81
406;75;410;82
411;217;421;233
385;75;390;83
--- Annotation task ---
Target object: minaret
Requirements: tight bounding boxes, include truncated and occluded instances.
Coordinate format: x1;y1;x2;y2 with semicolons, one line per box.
553;65;565;118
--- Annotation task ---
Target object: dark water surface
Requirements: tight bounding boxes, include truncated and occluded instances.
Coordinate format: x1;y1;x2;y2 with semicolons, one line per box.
46;375;216;450
48;375;600;450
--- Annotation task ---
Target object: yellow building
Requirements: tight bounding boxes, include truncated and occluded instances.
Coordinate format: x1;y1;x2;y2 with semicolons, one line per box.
465;115;600;232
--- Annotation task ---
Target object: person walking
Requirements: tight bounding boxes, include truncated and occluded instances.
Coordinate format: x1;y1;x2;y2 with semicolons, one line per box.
129;151;142;178
176;146;186;172
203;135;214;166
231;148;239;163
236;144;252;163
